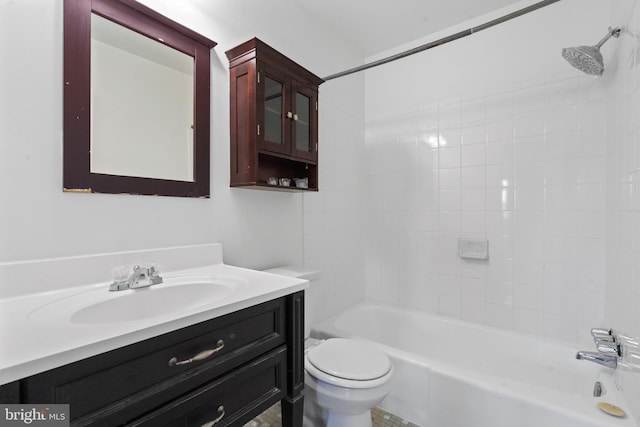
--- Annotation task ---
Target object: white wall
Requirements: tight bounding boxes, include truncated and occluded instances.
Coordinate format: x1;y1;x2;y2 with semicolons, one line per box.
304;71;367;321
0;0;365;301
607;0;640;421
363;0;612;345
137;1;368;321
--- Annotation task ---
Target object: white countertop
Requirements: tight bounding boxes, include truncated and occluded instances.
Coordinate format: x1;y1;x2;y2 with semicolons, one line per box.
0;260;307;385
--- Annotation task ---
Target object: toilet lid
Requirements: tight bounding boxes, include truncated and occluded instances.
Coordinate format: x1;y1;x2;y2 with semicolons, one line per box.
307;338;391;381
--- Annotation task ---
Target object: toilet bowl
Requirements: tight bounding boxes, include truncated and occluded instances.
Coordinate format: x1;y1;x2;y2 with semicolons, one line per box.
264;267;394;427
304;338;393;427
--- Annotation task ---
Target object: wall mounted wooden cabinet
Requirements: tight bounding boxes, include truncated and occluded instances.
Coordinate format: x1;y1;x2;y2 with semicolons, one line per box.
226;38;324;191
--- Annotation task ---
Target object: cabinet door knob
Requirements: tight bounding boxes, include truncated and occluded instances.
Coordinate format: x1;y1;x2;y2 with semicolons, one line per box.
293;114;299;121
168;340;225;366
286;111;293;119
200;406;225;427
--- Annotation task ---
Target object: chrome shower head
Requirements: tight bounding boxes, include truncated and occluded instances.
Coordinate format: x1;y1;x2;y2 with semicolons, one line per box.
562;27;621;76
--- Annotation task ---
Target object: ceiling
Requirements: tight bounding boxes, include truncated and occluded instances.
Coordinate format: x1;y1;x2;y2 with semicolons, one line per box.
294;0;528;57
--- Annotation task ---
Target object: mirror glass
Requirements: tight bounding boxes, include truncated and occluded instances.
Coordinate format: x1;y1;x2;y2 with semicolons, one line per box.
90;14;194;182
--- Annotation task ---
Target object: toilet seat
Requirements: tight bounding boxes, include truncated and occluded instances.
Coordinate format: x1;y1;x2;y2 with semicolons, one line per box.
305;338;392;389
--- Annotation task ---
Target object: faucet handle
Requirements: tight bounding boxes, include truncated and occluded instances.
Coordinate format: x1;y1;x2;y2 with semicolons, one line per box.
109;266;132;291
132;264;161;277
594;335;616;344
597;342;621;356
112;265;131;281
146;264;161;276
591;328;612;337
591;328;617;348
144;263;163;285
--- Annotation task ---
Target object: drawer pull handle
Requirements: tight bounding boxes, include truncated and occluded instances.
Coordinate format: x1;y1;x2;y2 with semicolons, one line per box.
201;406;225;427
169;340;225;366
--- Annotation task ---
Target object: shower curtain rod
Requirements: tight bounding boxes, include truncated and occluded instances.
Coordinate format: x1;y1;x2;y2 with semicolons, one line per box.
323;0;561;81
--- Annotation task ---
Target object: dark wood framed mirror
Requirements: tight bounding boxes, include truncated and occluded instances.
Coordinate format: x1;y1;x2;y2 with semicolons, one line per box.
63;0;216;197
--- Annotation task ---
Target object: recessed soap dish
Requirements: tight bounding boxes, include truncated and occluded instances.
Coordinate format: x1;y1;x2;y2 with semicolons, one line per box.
458;238;489;260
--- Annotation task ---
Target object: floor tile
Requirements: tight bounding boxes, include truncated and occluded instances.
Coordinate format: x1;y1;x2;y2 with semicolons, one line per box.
244;403;421;427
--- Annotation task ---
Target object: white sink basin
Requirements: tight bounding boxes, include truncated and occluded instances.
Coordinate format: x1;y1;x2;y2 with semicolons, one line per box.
28;275;240;325
71;282;234;324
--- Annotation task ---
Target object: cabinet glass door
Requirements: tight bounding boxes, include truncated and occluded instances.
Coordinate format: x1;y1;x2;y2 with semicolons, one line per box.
264;76;284;146
295;92;310;152
292;84;317;162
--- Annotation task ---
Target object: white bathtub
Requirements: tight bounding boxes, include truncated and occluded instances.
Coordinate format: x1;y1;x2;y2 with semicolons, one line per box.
312;301;635;427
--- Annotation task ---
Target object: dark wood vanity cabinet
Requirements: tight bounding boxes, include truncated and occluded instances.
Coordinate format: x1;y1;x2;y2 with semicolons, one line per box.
0;381;19;403
226;38;324;191
1;292;305;427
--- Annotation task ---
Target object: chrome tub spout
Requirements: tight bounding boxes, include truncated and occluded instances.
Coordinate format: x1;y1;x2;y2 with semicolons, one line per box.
576;351;617;369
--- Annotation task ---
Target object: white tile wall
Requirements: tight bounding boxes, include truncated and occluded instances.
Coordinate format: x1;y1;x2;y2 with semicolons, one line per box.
607;0;640;421
363;0;611;344
363;0;640;418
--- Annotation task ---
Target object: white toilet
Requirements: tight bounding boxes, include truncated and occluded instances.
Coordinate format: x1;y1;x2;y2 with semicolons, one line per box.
264;266;393;427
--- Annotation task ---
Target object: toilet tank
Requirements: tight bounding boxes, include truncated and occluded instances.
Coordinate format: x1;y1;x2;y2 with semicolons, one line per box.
263;266;320;339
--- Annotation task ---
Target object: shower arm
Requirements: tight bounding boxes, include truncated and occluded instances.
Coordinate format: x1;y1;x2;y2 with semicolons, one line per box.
594;27;621;49
323;0;561;81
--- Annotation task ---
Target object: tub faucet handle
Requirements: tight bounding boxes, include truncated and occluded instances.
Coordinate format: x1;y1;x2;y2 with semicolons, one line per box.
594;335;616;344
591;328;612;337
597;342;621;356
591;328;617;348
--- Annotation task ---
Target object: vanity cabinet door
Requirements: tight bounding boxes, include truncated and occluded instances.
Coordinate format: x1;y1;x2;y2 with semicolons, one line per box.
23;298;286;426
128;347;287;427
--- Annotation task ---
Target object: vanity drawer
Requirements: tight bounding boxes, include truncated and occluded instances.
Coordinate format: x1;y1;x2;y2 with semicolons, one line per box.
24;298;286;424
128;347;287;427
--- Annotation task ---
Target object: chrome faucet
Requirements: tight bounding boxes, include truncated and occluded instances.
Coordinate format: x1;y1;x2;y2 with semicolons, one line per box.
576;327;620;369
576;351;618;369
109;265;163;291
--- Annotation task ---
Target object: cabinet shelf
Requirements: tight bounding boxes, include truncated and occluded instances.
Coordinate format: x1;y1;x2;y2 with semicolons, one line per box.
240;183;318;192
226;38;323;191
256;149;317;165
231;152;318;192
265;107;282;115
